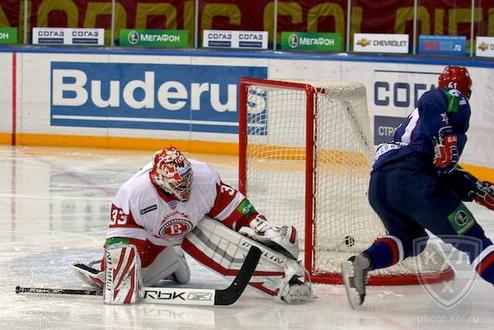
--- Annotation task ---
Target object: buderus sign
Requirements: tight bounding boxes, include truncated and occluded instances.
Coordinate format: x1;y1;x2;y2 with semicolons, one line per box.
50;62;267;133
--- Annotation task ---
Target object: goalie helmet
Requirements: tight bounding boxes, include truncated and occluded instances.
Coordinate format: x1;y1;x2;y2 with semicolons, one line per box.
438;65;472;99
150;147;193;201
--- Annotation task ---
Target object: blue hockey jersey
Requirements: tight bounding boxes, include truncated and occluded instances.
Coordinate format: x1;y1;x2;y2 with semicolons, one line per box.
373;88;471;171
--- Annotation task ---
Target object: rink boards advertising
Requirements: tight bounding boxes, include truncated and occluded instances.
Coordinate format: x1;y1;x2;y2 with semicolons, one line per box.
0;49;494;178
50;62;267;134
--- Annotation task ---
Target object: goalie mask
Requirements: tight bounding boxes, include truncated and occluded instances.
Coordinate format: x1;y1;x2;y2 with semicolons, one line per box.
438;65;472;99
150;147;193;201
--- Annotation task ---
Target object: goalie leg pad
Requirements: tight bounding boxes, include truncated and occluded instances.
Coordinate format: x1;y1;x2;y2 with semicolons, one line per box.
184;217;315;303
104;244;143;304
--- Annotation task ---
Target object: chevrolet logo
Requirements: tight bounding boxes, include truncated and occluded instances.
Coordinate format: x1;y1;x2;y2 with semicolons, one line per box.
478;42;489;51
357;38;370;47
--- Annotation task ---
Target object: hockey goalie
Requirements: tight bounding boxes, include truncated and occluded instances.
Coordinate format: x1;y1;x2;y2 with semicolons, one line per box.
71;147;315;304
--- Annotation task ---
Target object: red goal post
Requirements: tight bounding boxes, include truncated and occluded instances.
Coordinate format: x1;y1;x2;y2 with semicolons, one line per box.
238;77;454;285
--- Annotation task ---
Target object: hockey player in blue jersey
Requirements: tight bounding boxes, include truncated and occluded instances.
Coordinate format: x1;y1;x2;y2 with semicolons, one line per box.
341;65;494;309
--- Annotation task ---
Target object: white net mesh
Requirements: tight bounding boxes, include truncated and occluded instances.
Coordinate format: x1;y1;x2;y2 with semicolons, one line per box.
242;80;452;283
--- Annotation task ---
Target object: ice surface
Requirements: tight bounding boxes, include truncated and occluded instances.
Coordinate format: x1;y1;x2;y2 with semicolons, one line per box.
0;146;492;330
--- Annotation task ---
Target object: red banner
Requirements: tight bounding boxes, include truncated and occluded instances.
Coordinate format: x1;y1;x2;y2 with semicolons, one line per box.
0;0;492;44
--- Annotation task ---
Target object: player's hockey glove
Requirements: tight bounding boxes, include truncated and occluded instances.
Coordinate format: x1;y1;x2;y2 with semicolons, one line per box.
468;180;494;210
433;126;459;175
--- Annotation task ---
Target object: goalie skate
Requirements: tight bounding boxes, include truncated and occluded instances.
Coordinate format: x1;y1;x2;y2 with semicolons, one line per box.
277;259;316;304
70;260;104;288
341;254;371;309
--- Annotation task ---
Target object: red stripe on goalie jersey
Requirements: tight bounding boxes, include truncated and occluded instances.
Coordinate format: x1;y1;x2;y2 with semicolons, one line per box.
109;204;143;230
207;181;255;230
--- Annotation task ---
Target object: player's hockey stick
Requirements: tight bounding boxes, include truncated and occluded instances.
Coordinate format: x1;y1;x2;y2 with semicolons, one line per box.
15;245;261;306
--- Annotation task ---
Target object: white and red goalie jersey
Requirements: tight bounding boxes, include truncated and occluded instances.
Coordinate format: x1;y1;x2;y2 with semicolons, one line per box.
107;158;257;266
72;155;310;303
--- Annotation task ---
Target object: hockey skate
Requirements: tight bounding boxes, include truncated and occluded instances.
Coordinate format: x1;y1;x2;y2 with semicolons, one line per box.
341;254;371;309
277;259;316;304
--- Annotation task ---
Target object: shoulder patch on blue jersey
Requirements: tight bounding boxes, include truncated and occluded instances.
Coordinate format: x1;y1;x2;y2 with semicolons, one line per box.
443;89;461;113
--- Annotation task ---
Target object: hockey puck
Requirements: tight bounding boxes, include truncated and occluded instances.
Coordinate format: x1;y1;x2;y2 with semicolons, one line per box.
344;235;355;247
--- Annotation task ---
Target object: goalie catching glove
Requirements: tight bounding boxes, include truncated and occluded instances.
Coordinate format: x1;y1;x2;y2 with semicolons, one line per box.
239;213;299;259
433;126;459;175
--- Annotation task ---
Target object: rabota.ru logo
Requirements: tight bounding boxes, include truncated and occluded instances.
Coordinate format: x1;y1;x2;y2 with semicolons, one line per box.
50;62;267;133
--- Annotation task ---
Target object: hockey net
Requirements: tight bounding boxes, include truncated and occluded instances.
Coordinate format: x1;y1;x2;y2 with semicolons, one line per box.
238;77;454;285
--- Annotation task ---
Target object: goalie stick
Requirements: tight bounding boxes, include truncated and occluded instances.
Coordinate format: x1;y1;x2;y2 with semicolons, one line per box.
15;245;261;306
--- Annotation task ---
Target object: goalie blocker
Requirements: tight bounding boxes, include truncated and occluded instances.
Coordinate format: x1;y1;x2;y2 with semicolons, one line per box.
183;217;316;303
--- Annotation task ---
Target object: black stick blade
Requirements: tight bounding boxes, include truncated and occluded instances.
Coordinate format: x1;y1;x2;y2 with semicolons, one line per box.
214;245;262;305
